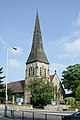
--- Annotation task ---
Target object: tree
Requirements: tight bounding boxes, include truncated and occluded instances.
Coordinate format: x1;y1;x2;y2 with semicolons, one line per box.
0;67;5;84
0;67;5;103
0;67;5;89
7;88;14;101
61;64;80;96
0;67;14;103
75;86;80;101
64;97;76;108
26;78;54;108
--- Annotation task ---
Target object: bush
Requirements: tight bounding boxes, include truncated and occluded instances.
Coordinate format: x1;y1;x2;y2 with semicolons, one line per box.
26;78;54;108
0;97;5;103
65;97;76;108
75;86;80;101
76;101;80;109
60;99;65;104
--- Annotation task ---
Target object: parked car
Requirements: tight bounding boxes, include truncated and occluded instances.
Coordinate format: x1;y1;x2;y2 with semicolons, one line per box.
62;111;80;120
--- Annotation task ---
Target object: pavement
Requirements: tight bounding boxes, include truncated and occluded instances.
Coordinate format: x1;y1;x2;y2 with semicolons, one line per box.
0;116;13;120
0;104;74;120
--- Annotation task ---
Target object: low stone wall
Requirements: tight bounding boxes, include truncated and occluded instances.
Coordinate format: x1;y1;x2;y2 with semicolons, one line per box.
0;104;33;111
44;105;70;111
0;104;70;111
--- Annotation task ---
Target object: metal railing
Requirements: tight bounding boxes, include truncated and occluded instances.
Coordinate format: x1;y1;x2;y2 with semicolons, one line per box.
0;109;63;120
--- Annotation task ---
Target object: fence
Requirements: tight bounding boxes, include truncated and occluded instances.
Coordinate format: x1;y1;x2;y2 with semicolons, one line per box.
0;109;64;120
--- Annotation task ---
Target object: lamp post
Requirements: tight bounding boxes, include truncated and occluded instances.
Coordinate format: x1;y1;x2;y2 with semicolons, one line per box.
5;47;17;117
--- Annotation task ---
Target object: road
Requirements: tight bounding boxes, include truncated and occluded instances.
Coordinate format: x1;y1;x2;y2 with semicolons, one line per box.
0;115;62;120
0;109;74;120
1;111;74;120
0;116;11;120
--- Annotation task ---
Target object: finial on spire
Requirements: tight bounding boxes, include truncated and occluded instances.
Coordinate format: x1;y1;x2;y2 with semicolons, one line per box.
36;9;38;13
55;70;56;74
36;9;39;18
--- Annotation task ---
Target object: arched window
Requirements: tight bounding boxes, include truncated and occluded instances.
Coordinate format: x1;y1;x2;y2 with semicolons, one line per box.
31;66;32;76
33;67;34;76
26;69;27;77
47;68;49;76
44;68;46;77
40;67;42;76
29;68;30;76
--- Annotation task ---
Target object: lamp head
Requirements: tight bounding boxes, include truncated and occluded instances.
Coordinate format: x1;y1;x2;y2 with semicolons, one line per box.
13;47;17;50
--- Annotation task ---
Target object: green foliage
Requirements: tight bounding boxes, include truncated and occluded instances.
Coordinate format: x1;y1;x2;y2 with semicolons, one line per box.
15;94;21;101
0;67;5;84
60;99;65;104
62;64;80;95
0;67;5;103
0;97;5;103
26;78;54;108
65;97;76;108
7;88;14;101
63;97;80;109
75;86;80;101
76;101;80;109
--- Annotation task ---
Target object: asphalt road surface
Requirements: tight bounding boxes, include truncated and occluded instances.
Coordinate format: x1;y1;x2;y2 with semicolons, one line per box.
1;111;62;120
13;111;62;120
0;111;61;120
0;110;73;120
0;116;11;120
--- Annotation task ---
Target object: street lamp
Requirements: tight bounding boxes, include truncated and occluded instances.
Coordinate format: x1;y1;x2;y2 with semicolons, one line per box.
5;47;17;117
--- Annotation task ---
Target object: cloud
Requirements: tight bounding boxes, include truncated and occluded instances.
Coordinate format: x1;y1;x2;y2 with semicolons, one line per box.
64;39;80;55
0;35;7;48
58;19;80;61
72;12;80;27
72;29;80;38
50;63;66;75
9;59;24;68
59;39;80;63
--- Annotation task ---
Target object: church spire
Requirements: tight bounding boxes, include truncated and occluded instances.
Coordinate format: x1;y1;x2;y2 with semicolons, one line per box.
26;11;49;64
34;10;41;33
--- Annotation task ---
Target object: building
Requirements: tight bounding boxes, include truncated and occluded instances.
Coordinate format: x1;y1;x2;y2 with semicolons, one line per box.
7;80;25;103
25;11;50;103
50;71;65;102
6;11;64;104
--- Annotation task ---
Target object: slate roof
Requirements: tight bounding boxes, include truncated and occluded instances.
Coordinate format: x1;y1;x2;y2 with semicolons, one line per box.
7;76;54;94
7;80;25;93
6;74;65;95
7;75;55;93
26;11;49;64
50;75;55;82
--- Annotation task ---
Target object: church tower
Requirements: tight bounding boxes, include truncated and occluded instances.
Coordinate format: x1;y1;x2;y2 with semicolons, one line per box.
25;11;49;103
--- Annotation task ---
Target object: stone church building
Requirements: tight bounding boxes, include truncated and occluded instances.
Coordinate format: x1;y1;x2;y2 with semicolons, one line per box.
7;11;65;104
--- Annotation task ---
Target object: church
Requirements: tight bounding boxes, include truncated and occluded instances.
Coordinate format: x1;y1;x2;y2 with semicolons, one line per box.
7;11;65;104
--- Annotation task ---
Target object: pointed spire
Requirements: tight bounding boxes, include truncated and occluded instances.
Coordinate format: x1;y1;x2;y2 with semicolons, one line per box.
26;11;49;64
34;10;41;33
